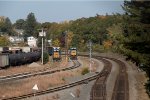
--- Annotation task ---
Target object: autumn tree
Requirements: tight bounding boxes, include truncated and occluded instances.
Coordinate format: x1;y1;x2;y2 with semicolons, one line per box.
53;39;61;47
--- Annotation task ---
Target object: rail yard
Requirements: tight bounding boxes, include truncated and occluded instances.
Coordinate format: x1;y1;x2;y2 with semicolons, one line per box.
0;50;148;100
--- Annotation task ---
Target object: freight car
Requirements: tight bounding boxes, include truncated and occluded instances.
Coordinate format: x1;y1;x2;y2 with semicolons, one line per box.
52;47;61;61
0;52;41;68
69;47;77;60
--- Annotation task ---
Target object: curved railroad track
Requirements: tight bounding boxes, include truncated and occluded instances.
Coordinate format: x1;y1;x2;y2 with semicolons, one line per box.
109;58;129;100
0;60;80;83
90;56;112;100
90;56;129;100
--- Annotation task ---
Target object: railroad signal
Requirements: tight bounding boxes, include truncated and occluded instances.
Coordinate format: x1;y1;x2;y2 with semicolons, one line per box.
39;28;46;65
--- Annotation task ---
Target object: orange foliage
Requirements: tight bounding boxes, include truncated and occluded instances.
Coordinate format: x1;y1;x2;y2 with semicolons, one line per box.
103;40;113;49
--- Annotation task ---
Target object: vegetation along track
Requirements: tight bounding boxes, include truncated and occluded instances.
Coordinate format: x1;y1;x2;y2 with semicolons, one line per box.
90;56;129;100
0;60;81;83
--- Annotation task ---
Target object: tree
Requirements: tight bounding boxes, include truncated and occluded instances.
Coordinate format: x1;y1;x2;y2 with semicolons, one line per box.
24;12;37;38
122;1;150;96
122;1;150;64
0;17;14;35
0;36;9;46
14;19;25;29
53;39;61;47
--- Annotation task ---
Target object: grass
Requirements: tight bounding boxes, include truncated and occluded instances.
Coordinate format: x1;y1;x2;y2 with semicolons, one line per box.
81;67;89;75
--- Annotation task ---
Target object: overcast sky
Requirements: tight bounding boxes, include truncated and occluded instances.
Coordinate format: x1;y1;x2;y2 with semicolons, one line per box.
0;0;124;23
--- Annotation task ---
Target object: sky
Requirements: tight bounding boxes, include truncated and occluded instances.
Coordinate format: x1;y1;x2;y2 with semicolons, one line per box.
0;0;124;23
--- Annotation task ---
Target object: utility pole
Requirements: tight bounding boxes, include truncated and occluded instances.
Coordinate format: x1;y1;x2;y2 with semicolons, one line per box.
39;28;46;65
89;40;92;72
42;37;43;64
65;31;68;62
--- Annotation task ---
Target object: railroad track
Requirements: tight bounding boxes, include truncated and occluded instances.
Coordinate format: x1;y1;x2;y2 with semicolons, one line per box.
0;60;80;83
110;58;129;100
2;56;112;100
1;55;129;100
90;57;112;100
90;56;129;100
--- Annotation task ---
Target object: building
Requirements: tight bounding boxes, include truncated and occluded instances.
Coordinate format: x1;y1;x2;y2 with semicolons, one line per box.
0;16;6;22
9;36;24;44
27;36;37;47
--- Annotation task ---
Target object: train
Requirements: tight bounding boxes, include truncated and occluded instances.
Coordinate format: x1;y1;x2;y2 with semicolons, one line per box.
52;47;61;61
47;46;78;61
47;46;53;56
0;51;41;68
69;47;77;60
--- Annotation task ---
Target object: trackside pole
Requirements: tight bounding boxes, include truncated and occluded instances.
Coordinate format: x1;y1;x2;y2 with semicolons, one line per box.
42;37;43;65
89;40;92;72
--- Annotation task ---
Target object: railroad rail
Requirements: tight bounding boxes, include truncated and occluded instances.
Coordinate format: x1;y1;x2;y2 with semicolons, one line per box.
90;56;112;100
90;56;129;100
0;60;80;83
110;58;129;100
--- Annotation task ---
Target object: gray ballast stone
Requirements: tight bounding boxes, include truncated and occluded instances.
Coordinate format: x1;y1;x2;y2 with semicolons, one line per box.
28;62;41;68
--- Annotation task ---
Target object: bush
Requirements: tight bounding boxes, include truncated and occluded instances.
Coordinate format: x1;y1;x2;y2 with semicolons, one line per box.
43;51;49;64
81;67;89;75
92;44;105;53
145;79;150;97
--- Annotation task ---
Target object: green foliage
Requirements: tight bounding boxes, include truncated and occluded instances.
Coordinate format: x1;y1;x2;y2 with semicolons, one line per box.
0;36;9;46
0;17;14;35
81;67;89;75
43;51;49;64
145;80;150;97
24;12;38;38
121;1;150;96
14;19;26;29
93;44;105;53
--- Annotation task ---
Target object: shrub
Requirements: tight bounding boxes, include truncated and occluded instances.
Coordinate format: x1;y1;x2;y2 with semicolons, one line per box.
43;51;49;64
81;67;89;75
92;44;105;53
145;79;150;97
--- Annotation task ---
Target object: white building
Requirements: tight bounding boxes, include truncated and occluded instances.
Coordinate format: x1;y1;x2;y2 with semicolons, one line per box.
9;36;24;44
27;36;37;47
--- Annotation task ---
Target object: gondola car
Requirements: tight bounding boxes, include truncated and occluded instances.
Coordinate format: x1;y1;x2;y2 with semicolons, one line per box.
52;47;61;61
69;47;77;60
